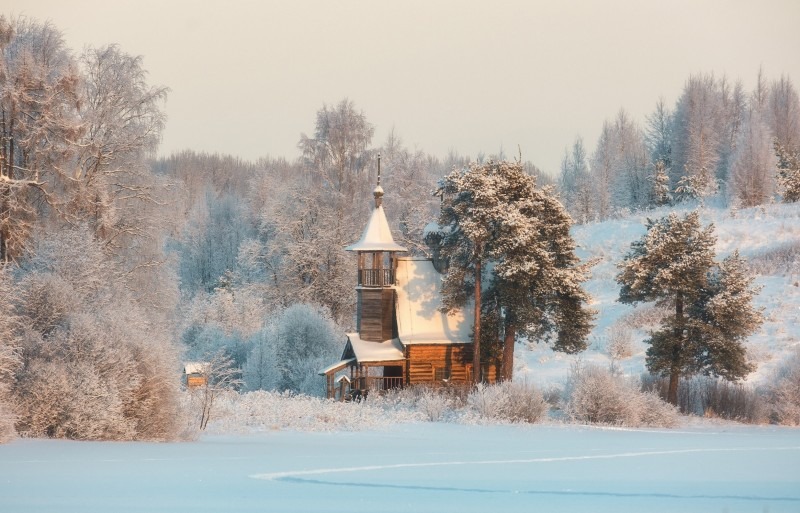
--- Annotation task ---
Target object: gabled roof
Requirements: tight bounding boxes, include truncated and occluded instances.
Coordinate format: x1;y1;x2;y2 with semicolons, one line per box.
318;357;355;376
345;205;408;252
395;257;472;345
343;333;405;363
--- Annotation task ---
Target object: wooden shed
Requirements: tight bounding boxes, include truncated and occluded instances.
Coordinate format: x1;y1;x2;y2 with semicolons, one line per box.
184;362;208;388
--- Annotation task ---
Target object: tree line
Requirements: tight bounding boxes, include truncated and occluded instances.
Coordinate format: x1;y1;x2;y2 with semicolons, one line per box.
558;71;800;221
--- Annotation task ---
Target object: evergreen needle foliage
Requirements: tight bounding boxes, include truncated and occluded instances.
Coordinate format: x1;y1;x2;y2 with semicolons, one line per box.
434;160;594;381
616;211;763;405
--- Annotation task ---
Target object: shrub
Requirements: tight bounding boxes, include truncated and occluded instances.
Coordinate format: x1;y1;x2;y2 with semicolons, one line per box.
467;382;548;423
0;400;16;443
606;325;634;360
416;390;454;422
641;374;767;423
767;349;800;425
563;364;678;427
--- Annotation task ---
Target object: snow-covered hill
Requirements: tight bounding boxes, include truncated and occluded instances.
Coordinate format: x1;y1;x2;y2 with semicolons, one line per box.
516;203;800;388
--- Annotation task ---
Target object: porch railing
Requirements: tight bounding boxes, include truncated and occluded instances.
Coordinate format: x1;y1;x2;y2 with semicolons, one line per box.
354;376;404;392
358;268;395;287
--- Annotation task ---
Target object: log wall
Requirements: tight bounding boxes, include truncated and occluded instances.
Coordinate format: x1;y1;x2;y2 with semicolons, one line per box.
357;288;396;341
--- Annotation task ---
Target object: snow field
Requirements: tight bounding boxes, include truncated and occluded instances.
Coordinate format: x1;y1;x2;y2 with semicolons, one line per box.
1;422;798;513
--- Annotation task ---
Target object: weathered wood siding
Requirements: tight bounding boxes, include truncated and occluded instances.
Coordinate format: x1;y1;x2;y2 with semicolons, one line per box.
405;344;473;384
357;288;396;341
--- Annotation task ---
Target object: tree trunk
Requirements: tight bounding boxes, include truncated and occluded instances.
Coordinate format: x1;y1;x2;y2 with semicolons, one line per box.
667;368;680;406
667;291;685;406
472;250;482;384
501;322;516;382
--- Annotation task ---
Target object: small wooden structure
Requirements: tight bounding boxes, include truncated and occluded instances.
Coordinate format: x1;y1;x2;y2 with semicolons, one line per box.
184;362;208;388
320;156;496;399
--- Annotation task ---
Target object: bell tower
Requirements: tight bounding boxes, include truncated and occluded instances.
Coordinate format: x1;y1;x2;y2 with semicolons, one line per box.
346;154;407;341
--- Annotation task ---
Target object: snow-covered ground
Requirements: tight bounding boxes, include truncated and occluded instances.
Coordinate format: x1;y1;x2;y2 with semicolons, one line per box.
516;203;800;389
1;422;798;513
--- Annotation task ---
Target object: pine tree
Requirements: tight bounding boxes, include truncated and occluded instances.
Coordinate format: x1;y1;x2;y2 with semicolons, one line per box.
436;161;594;382
649;160;672;207
617;212;762;405
776;144;800;202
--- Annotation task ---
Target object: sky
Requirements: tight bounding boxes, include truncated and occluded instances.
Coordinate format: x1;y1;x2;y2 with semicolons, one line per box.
4;0;800;175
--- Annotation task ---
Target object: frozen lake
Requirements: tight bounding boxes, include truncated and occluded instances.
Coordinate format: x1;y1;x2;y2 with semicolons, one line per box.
1;422;799;513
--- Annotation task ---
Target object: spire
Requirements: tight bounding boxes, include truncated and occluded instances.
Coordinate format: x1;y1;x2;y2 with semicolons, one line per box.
346;153;407;253
373;153;384;208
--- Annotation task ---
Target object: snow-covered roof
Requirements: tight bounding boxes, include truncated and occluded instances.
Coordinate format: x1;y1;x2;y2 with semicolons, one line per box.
318;357;356;376
395;257;473;345
346;333;405;363
345;205;408;252
184;362;207;375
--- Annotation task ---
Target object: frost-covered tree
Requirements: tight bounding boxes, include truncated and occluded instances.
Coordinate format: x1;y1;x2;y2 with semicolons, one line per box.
730;109;777;207
776;145;800;202
10;226;182;440
617;212;761;405
767;75;800;154
0;16;81;263
436;161;593;382
590;110;650;215
243;303;341;395
380;130;440;253
648;160;671;207
671;74;726;199
645;98;673;171
177;191;254;294
590;122;614;219
72;44;167;239
0;269;20;441
559;137;593;223
189;350;242;431
298;98;375;202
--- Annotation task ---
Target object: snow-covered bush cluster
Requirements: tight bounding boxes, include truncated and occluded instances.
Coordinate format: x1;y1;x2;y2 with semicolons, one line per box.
766;349;800;425
192;390;424;434
8;228;183;441
196;382;551;434
604;325;634;360
562;364;679;427
466;382;548;423
641;374;767;423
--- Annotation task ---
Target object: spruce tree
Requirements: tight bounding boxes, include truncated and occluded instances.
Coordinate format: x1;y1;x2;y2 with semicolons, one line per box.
617;212;762;405
436;161;594;382
649;160;672;207
776;144;800;203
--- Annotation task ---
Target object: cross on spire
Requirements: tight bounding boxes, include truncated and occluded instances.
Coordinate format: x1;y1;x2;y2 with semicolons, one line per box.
373;153;384;208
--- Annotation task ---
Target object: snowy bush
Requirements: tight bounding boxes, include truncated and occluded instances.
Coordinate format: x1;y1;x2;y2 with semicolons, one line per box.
0;271;20;442
467;382;548;423
605;325;634;360
619;305;670;330
416;389;454;422
641;374;767;423
10;228;183;441
370;386;467;422
563;364;678;427
747;241;800;276
193;390;423;434
766;349;800;425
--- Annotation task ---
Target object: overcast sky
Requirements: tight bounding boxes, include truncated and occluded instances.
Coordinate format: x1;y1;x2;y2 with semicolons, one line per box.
5;0;800;175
